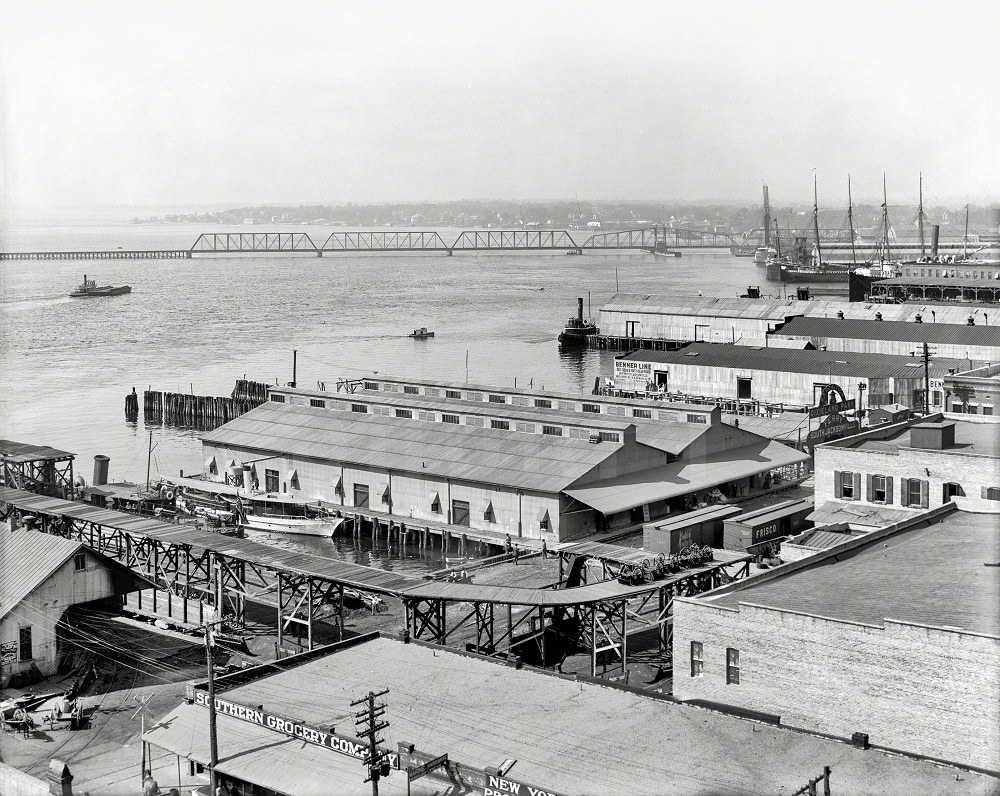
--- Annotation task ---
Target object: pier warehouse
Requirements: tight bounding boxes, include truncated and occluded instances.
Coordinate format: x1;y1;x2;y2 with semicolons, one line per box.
613;343;988;414
594;293;993;349
197;380;808;542
672;505;1000;773
771;314;1000;361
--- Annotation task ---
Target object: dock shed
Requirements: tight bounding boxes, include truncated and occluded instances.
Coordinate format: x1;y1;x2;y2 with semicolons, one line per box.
721;498;813;551
642;504;743;554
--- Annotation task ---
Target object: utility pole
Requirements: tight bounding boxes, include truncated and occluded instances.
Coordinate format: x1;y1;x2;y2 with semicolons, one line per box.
352;689;390;796
922;342;931;415
205;558;220;796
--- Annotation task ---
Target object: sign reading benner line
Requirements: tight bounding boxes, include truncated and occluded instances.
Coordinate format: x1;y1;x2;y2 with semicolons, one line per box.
192;692;399;768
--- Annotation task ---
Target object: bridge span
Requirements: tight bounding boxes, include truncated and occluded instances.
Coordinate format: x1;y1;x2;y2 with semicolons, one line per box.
1;227;736;261
0;486;749;676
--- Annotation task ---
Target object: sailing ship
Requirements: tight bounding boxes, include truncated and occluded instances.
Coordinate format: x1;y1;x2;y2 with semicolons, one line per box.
766;177;850;283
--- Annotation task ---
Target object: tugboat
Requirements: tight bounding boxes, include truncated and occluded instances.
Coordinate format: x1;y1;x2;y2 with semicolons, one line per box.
69;274;131;297
558;297;598;346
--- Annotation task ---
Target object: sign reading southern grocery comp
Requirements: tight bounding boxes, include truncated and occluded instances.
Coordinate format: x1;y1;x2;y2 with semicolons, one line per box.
192;692;399;768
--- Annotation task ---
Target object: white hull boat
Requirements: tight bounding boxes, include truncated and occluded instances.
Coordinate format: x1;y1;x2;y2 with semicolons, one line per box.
239;514;343;537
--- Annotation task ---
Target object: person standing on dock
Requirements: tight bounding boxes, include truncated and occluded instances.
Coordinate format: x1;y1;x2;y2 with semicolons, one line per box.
504;533;512;554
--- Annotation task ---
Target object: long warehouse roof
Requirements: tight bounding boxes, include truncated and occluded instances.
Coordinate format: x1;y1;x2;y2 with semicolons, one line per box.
774;315;1000;347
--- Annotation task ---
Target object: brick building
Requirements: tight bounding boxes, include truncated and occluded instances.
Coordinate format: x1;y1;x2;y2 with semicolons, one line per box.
811;414;1000;527
942;362;1000;417
672;505;1000;772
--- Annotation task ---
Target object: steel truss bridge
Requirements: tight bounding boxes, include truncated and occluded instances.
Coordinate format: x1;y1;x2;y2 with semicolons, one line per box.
0;487;749;677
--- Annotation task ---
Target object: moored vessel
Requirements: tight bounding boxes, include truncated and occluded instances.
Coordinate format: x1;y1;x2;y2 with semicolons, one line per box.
558;297;598;345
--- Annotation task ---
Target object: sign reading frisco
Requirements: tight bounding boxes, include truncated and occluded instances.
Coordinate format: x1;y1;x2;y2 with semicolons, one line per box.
192;691;399;768
613;360;654;391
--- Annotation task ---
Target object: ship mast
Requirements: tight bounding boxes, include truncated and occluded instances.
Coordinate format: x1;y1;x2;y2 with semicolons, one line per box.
812;174;823;267
964;204;969;258
882;174;891;263
917;172;925;258
847;174;857;267
763;185;771;248
773;216;782;258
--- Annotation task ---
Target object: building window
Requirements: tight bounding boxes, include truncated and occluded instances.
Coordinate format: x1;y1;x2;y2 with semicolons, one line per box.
445;390;462;399
581;403;601;414
483;501;495;523
598;431;620;443
395;408;413;419
542;425;563;437
363;380;379;390
736;378;752;400
837;471;859;500
943;482;965;501
309;398;325;408
19;626;32;661
441;413;460;424
353;484;369;509
270;394;285;403
451;499;470;527
868;474;892;504
903;478;929;508
490;419;510;430
74;552;87;571
686;414;706;424
690;641;703;677
351;403;368;414
633;408;652;419
404;385;419;395
467;391;484;402
534;398;552;409
488;394;506;404
539;517;550;531
985;487;1000;501
263;469;279;493
726;648;740;685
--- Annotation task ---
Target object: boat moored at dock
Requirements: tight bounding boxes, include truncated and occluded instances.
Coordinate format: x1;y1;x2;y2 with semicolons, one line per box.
558;296;598;346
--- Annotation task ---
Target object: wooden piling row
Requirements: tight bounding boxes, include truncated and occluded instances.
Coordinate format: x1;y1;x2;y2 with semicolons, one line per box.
138;380;269;428
231;379;269;403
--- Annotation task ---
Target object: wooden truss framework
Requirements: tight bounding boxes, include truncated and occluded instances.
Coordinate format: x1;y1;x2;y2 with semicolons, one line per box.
403;556;751;678
0;498;346;649
1;454;74;498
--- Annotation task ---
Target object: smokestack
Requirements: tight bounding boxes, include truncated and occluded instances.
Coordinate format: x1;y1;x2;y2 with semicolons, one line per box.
930;225;940;258
93;455;109;486
577;297;584;321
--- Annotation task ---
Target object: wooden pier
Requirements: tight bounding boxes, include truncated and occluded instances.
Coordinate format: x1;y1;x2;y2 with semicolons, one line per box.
136;379;269;427
0;250;190;261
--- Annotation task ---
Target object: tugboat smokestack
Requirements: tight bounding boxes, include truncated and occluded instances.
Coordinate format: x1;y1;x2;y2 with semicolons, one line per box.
930;225;940;258
578;297;584;321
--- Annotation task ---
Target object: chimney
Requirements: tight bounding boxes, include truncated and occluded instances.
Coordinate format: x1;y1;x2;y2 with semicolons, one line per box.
837;310;844;319
577;297;584;321
914;314;922;323
968;316;975;325
930;224;940;258
48;759;74;796
874;312;883;321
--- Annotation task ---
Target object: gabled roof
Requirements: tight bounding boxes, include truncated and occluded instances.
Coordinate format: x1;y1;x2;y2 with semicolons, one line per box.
201;402;625;493
0;527;83;621
774;315;1000;347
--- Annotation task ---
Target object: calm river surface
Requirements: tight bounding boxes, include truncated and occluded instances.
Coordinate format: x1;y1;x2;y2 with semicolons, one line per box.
1;212;770;570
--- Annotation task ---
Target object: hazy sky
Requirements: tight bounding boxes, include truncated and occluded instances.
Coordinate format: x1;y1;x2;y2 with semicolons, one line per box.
2;0;997;211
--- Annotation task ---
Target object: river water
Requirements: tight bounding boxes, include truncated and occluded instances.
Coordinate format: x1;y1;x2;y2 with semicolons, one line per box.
1;213;772;571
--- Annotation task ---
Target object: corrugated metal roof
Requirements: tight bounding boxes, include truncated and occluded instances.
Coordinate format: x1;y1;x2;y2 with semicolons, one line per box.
794;529;856;549
646;504;743;532
774;316;1000;347
618;342;987;379
564;441;809;515
729;498;812;528
712;509;1000;635
0;527;82;620
202;402;624;492
0;439;75;463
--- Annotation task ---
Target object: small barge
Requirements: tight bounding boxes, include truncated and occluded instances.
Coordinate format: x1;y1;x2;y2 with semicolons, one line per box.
69;274;131;297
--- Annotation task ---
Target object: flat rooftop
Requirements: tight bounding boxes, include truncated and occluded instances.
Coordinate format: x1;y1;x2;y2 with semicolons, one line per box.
774;315;1000;347
0;439;75;462
708;509;1000;636
827;417;1000;458
144;635;998;795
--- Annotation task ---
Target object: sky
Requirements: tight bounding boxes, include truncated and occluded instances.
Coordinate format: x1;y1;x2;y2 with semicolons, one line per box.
1;0;998;213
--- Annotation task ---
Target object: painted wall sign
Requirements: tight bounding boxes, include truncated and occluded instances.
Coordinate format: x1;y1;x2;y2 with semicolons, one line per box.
750;521;781;544
192;691;399;768
482;774;567;796
613;360;654;391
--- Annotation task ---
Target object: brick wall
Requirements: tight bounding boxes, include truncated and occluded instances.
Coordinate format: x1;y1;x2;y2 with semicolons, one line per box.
673;599;1000;771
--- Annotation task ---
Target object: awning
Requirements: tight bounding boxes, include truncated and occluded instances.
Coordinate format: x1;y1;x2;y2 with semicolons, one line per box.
563;441;809;516
807;501;923;529
143;703;374;796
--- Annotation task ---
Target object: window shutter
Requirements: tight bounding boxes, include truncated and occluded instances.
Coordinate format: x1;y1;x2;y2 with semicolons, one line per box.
984;486;990;499
865;474;873;502
920;479;929;509
852;472;861;501
885;476;893;505
834;471;843;496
